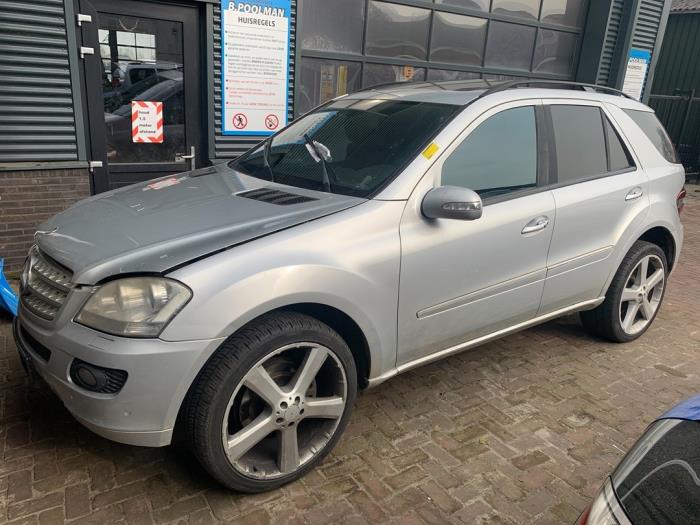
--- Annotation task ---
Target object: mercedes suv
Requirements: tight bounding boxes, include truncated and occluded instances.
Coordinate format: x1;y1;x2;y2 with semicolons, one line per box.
14;80;685;492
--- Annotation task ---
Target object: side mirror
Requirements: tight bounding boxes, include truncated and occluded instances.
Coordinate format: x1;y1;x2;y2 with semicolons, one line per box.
421;186;483;221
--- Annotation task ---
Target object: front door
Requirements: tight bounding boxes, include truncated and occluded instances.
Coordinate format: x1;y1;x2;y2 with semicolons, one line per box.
397;101;555;366
80;0;204;192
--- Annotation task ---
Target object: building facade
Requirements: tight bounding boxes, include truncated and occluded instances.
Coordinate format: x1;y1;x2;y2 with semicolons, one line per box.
0;0;673;271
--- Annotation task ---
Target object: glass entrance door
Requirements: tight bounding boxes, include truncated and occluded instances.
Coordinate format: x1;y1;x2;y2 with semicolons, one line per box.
80;0;203;192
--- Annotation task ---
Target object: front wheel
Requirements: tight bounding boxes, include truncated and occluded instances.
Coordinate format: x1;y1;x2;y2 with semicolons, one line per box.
581;240;667;342
184;312;357;492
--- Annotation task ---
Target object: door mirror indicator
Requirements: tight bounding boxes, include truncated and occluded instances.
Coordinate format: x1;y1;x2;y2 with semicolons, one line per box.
422;186;483;221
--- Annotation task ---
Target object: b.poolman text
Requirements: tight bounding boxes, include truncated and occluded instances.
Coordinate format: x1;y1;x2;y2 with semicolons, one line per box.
228;2;285;17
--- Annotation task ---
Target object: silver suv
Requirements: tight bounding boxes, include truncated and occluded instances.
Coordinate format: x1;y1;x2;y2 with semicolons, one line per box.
14;80;685;492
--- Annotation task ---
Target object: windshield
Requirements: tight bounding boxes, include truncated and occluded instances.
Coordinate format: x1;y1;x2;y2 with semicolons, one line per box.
230;98;460;197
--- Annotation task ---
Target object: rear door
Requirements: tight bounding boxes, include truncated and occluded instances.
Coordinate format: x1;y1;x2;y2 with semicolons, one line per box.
538;100;649;315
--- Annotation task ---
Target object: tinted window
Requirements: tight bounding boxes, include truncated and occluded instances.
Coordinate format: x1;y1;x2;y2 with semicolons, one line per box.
613;420;700;524
365;2;430;60
436;0;489;12
233;100;459;198
484;21;536;71
299;0;364;53
539;0;588;27
362;63;426;88
550;105;607;182
430;12;487;66
604;117;633;171
491;0;542;19
295;58;362;115
532;30;576;75
442;106;537;198
624;109;679;163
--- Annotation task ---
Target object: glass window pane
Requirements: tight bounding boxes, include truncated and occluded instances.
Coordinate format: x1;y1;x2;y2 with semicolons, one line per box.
604;117;633;171
362;63;426;88
117;45;136;60
300;0;364;53
365;1;430;60
624;109;678;163
484;21;536;71
550;105;607;182
430;12;487;66
99;29;109;44
136;47;156;62
435;0;489;12
116;31;135;46
532;30;576;75
491;0;541;20
427;69;481;81
234;100;460;198
540;0;587;27
442;106;537;196
135;32;156;48
296;58;362;116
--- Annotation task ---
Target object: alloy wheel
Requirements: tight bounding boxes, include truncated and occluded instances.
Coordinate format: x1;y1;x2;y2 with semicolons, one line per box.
618;254;665;335
222;343;347;479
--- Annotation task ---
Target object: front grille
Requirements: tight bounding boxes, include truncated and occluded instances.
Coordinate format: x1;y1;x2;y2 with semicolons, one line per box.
20;247;73;321
237;188;317;205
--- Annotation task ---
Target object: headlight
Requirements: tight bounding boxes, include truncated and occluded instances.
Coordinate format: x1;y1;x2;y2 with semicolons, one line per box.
75;277;191;337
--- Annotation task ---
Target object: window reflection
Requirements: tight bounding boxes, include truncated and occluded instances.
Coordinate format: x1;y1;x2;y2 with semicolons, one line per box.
431;12;487;66
484;21;536;70
491;0;542;19
300;0;365;53
296;58;362;115
362;63;426;88
540;0;587;27
532;30;576;75
99;14;185;163
365;1;431;60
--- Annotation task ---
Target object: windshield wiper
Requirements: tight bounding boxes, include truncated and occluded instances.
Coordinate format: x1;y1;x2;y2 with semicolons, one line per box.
303;133;335;193
262;137;275;183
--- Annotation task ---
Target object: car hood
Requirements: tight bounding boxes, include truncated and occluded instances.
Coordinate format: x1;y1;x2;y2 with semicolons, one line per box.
35;164;365;284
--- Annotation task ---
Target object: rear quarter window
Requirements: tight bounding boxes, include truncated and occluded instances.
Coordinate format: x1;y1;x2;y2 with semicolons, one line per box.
624;109;679;164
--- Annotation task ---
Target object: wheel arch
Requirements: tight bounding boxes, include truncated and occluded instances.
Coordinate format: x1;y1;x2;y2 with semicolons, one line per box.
638;226;677;271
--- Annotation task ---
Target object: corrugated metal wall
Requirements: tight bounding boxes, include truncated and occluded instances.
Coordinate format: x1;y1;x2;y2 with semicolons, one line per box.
648;12;700;171
0;0;79;162
212;1;297;159
596;0;625;86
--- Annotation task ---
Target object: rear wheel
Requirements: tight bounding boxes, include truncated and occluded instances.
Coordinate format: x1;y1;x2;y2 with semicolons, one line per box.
184;312;357;492
581;241;667;342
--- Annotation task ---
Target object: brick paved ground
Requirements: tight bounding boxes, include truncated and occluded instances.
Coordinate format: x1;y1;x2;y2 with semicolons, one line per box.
1;187;699;525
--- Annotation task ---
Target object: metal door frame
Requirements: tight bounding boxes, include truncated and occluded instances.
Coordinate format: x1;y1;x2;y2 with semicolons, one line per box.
78;0;206;193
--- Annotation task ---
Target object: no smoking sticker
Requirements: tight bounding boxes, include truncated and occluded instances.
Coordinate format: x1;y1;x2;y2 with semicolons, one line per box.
233;113;248;129
265;114;279;130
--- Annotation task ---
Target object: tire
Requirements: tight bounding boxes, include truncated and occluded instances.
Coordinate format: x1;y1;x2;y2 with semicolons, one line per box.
184;312;357;493
581;240;668;343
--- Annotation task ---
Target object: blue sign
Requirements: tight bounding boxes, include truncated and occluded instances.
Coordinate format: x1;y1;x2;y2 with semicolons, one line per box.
221;0;292;135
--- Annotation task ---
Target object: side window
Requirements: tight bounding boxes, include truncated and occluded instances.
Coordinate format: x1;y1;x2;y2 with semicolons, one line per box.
604;116;634;171
441;106;537;198
623;109;679;163
549;105;607;184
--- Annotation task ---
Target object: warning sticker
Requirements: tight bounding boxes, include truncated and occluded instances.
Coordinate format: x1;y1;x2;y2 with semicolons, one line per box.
233;113;248;130
422;143;439;159
132;101;163;143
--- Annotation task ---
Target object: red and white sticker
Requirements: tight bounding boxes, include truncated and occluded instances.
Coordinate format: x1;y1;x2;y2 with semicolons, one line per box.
131;101;163;143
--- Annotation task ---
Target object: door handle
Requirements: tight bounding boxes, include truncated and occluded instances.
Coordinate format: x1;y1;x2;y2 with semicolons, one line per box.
175;146;196;171
625;187;644;201
522;216;550;234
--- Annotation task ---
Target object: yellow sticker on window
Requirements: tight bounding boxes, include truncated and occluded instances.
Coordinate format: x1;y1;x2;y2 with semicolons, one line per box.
422;143;439;159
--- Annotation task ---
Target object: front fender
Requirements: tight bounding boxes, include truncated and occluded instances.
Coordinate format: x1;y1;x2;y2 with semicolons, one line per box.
161;200;403;382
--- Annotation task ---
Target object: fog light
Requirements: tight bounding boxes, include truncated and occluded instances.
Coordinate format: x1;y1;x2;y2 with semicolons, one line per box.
69;359;128;394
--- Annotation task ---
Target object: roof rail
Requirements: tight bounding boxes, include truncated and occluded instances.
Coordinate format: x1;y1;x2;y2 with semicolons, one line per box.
478;79;634;100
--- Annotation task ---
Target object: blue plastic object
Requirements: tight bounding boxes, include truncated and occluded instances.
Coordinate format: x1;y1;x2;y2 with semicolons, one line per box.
0;259;18;316
657;393;700;422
